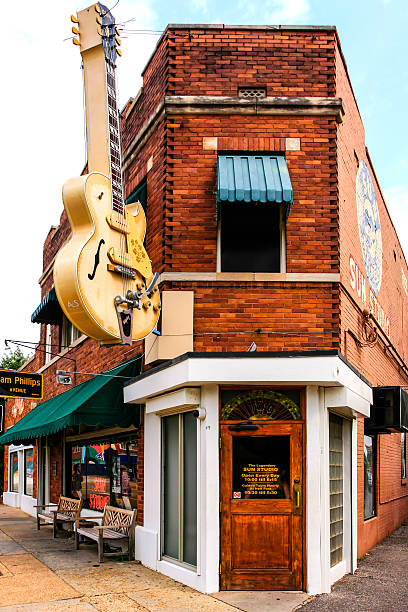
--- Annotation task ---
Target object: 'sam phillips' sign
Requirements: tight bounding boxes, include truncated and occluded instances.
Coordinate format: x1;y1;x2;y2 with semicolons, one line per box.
0;370;43;399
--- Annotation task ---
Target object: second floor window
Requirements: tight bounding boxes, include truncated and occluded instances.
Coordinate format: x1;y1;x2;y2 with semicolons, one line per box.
217;155;292;273
61;315;81;348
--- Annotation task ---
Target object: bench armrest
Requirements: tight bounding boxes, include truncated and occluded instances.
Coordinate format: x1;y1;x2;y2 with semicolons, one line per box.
34;504;58;509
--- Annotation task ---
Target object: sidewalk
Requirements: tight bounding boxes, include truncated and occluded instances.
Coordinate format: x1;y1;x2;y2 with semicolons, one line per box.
0;504;307;612
2;503;406;612
300;523;408;611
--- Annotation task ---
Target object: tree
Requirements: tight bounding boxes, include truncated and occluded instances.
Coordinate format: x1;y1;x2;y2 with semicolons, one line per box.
0;347;30;371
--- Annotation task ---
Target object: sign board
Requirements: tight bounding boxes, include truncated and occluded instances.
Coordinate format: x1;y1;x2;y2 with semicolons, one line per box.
0;370;43;399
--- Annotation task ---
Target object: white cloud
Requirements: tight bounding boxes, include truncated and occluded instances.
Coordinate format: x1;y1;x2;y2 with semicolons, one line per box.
237;0;310;24
266;0;310;22
383;185;408;261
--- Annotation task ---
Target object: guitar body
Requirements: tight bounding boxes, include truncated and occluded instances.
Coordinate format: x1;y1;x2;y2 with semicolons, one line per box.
54;172;160;344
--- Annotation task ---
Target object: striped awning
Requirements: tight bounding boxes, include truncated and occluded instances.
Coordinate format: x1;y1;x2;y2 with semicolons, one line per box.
31;287;62;325
217;155;293;218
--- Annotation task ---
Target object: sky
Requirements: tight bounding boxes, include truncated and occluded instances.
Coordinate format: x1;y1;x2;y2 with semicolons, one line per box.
1;0;407;359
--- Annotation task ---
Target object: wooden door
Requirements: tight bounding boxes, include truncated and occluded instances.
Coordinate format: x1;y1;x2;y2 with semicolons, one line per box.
220;421;304;590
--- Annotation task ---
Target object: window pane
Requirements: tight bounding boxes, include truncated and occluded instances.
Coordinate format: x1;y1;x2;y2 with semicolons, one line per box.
163;415;179;560
24;449;34;496
182;412;197;565
233;436;290;499
329;414;343;567
86;445;109;511
10;452;19;492
221;202;281;272
364;435;376;519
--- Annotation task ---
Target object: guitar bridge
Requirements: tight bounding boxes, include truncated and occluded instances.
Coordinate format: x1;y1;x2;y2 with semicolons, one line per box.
107;263;136;278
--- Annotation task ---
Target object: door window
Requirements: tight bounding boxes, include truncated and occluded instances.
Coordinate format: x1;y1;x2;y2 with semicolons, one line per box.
10;452;19;492
233;436;290;499
24;448;34;496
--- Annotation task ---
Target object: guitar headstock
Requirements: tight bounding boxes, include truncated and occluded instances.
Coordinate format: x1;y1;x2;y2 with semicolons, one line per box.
71;2;121;63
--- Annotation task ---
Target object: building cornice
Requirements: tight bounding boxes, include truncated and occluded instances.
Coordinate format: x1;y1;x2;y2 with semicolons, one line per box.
122;95;344;171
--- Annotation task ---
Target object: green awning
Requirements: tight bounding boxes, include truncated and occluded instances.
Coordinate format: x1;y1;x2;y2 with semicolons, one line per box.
217;155;293;219
31;287;62;325
0;358;141;445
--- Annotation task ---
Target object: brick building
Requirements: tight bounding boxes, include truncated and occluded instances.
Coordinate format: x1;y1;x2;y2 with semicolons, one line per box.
2;23;408;596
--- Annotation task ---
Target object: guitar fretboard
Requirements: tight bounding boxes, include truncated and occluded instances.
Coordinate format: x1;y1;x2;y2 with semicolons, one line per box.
106;60;124;216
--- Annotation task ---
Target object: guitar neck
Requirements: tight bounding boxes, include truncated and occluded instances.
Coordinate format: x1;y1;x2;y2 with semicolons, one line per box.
79;5;123;214
106;61;124;215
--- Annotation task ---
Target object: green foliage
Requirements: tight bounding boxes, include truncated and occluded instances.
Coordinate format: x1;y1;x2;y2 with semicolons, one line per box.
0;347;30;371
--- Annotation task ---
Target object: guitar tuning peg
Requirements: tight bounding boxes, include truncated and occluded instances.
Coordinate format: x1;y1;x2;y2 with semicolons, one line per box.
71;14;79;23
95;3;101;13
97;26;102;36
115;27;121;36
96;15;102;25
116;48;122;57
72;38;80;46
115;37;121;46
72;26;80;35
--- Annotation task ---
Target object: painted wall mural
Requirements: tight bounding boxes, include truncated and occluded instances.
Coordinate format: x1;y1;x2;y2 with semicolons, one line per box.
356;159;382;295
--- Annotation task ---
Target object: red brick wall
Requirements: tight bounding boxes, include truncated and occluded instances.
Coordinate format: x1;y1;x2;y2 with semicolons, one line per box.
335;40;408;554
139;27;336;100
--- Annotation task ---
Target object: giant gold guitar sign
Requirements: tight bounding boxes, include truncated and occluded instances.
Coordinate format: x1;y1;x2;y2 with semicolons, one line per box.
54;3;160;345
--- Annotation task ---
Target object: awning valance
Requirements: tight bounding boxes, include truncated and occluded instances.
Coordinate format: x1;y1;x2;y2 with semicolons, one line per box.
217;155;293;218
31;287;62;325
0;358;141;445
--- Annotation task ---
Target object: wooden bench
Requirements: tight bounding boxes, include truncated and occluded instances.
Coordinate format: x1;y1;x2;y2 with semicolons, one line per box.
75;505;136;562
35;496;83;538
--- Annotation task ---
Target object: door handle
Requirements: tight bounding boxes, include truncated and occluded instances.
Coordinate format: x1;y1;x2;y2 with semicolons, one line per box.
293;479;302;516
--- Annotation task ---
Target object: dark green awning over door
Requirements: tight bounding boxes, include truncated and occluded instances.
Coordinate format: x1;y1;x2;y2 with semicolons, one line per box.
217;155;293;218
0;358;141;445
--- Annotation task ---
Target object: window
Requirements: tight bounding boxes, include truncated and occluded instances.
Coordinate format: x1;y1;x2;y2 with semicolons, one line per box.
24;448;34;496
69;440;138;511
217;154;292;273
364;434;376;520
162;412;197;567
10;452;19;492
401;433;406;479
61;315;81;348
329;414;343;567
220;202;283;272
45;324;52;364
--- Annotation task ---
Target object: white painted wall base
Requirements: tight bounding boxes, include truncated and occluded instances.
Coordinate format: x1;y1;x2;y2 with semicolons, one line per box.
2;492;37;517
330;560;347;586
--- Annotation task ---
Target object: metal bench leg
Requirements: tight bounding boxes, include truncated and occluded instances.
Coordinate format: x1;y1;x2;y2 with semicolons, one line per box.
75;529;80;550
53;517;57;539
98;533;104;563
36;516;40;530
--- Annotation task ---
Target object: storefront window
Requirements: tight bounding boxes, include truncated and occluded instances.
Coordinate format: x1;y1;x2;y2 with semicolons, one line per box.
69;439;138;511
162;412;197;567
10;452;19;492
364;435;376;520
401;433;406;479
24;449;34;496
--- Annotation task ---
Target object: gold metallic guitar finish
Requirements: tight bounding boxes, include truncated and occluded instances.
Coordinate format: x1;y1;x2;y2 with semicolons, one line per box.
54;172;160;344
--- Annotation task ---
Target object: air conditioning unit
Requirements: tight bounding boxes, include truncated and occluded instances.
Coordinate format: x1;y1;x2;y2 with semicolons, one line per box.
365;386;408;433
